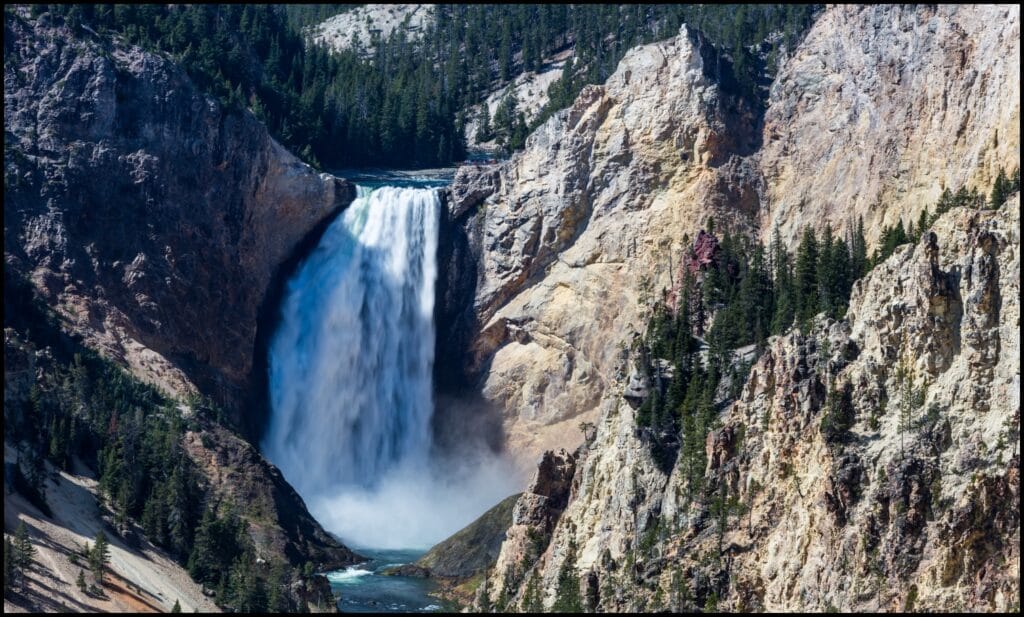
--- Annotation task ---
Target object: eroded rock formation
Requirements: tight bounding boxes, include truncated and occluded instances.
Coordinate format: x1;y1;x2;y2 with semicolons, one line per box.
3;7;357;573
445;3;1019;612
446;25;762;468
446;2;1019;479
485;198;1019;613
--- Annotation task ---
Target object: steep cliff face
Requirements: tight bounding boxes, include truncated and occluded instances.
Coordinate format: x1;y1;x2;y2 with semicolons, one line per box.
447;25;761;467
486;198;1019;612
3;8;359;580
447;2;1019;474
445;3;1019;613
181;420;360;570
3;10;354;432
760;4;1020;246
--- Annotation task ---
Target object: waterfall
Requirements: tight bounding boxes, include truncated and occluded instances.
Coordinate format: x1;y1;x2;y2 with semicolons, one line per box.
264;184;516;550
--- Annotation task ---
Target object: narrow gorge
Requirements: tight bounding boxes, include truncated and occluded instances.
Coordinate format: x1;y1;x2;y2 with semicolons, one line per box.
3;3;1019;614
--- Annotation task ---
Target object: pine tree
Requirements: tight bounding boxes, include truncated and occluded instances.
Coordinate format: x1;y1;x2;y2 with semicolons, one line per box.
914;207;930;243
496;572;511;612
850;216;868;280
895;354;916;460
171;599;182;613
89;531;109;585
552;542;583;613
770;227;795;335
749;241;773;347
475;104;493;143
829;237;852;319
990;167;1010;209
4;538;14;594
672;566;691;611
934;188;954;218
188;504;244;587
794;225;820;330
229;551;267;613
522;569;543;613
816;224;835;318
478;572;492;612
77;569;88;593
267;560;290;613
14;522;35;573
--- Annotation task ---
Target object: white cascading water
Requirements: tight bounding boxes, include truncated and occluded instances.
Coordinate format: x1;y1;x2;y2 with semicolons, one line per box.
264;185;514;550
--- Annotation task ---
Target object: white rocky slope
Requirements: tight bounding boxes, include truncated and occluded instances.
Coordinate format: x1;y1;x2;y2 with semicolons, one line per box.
463;49;573;151
3;444;219;614
310;5;433;55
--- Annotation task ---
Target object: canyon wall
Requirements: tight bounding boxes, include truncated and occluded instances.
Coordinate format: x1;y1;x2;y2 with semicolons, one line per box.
487;198;1018;611
445;3;1019;612
446;25;761;469
760;4;1020;245
447;3;1019;475
3;9;355;434
3;8;357;571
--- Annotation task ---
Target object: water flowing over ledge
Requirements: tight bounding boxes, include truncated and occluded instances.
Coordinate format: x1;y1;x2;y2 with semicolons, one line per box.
263;185;515;550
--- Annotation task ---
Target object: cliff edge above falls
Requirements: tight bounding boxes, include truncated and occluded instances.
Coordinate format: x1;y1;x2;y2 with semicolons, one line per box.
3;9;355;434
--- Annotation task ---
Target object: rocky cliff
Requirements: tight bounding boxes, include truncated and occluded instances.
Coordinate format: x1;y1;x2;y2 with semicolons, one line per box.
444;3;1019;613
3;9;354;435
3;6;357;578
445;24;761;469
446;3;1019;473
484;197;1019;612
760;4;1020;246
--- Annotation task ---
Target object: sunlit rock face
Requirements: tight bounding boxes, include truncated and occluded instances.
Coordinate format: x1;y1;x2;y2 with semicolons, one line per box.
448;25;763;471
444;4;1018;613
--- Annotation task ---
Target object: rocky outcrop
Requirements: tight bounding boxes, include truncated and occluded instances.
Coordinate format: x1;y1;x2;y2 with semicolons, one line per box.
310;4;433;56
3;9;355;435
482;198;1020;612
181;420;360;571
488;450;577;597
447;25;761;468
759;4;1020;245
415;492;521;579
449;164;502;219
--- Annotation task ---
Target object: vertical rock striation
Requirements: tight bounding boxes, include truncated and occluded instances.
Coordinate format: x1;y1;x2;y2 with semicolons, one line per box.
3;10;355;433
759;4;1020;245
443;4;1019;612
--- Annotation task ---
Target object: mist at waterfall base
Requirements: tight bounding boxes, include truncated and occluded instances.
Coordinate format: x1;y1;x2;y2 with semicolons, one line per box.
263;185;517;551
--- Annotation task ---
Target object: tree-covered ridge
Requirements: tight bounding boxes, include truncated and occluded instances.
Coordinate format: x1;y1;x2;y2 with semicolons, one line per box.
2;267;326;612
24;4;819;169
